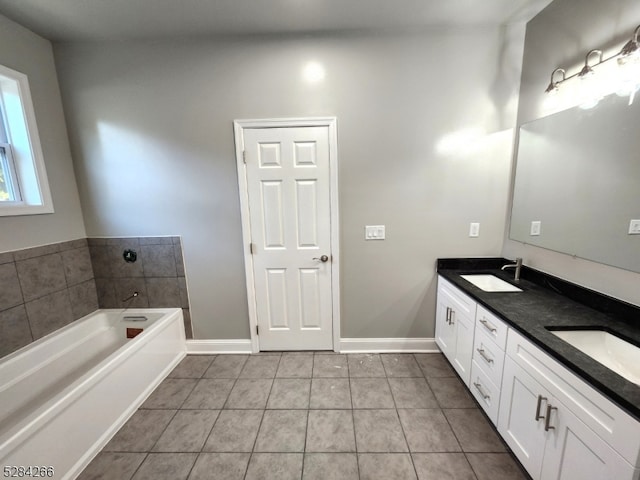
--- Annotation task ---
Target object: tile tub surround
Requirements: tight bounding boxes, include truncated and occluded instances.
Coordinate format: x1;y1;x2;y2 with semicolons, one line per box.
0;239;98;357
79;352;529;480
88;236;192;338
437;258;640;420
0;236;193;358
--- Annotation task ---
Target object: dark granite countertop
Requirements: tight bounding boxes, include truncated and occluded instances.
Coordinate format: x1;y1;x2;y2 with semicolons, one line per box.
437;258;640;421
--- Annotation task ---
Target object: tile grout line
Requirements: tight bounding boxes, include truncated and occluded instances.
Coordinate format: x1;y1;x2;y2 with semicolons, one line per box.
11;257;35;342
143;367;202;456
345;354;363;480
183;355;230;479
462;452;482;480
128;452;150;480
385;357;420;480
243;353;281;478
219;355;248;409
299;353;316;478
190;357;221;457
237;353;267;480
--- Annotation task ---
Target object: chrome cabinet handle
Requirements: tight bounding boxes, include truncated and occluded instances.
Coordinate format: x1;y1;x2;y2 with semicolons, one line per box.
544;405;557;431
479;318;497;333
476;348;494;364
445;307;451;324
535;395;547;421
449;308;455;325
473;382;490;400
312;255;329;262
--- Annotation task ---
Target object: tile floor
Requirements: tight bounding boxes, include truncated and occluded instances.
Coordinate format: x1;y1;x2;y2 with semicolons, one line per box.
79;353;530;480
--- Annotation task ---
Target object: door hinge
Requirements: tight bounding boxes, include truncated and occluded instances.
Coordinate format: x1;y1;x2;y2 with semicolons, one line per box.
249;243;254;254
242;150;247;164
256;325;259;335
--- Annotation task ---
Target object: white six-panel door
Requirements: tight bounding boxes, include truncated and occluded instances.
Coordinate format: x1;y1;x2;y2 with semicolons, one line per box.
238;123;336;351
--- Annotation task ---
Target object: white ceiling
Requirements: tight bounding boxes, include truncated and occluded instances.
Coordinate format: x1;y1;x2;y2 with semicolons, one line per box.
0;0;554;42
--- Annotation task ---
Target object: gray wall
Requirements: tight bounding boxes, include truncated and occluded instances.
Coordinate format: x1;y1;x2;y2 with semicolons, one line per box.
503;0;640;306
54;27;524;340
0;14;86;251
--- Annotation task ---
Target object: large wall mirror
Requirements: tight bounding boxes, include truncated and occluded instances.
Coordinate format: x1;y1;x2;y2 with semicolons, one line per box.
510;92;640;273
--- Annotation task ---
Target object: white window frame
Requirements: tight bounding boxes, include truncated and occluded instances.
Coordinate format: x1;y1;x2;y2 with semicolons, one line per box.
0;63;53;216
0;142;21;201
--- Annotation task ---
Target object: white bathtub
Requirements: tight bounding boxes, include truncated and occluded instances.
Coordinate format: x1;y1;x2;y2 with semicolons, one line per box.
0;308;186;479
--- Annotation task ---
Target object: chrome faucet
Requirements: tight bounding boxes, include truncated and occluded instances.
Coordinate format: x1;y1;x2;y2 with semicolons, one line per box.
501;258;523;282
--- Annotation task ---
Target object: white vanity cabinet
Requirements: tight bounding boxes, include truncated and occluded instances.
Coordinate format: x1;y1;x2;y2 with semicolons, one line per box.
469;305;508;425
435;277;476;386
499;328;640;480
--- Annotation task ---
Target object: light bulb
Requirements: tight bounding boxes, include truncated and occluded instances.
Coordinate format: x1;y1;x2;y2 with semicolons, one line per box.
616;54;640;103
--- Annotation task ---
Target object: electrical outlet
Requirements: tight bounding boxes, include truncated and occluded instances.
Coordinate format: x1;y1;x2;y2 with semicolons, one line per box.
469;222;480;237
530;221;541;236
629;219;640;235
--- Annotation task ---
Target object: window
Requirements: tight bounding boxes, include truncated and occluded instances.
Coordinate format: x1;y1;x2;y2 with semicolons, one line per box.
0;63;53;216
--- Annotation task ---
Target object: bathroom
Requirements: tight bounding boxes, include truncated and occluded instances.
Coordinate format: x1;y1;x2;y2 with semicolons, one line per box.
1;0;639;478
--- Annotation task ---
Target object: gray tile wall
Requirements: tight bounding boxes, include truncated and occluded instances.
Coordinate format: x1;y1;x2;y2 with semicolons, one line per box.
0;239;99;357
88;236;192;339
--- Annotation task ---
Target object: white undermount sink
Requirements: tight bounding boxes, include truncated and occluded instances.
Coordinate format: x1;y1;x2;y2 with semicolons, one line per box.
460;274;523;292
549;330;640;385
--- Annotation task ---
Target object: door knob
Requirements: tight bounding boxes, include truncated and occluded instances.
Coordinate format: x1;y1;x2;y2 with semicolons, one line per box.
313;255;329;262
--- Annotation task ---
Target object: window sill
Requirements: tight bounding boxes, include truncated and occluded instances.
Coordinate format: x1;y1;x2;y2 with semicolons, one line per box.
0;202;54;217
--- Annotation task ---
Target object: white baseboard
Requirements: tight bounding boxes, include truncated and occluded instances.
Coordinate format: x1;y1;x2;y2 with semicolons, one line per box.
186;339;253;354
186;337;440;354
339;337;439;353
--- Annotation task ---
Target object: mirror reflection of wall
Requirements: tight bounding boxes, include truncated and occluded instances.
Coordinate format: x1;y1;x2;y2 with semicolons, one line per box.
510;92;640;273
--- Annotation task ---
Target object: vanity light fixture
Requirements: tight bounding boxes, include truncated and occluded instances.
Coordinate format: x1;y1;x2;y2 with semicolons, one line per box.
545;68;566;94
544;24;640;102
618;25;640;64
578;49;603;78
578;50;605;109
616;25;640;103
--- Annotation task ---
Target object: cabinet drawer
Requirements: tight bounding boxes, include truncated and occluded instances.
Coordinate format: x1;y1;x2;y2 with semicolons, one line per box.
473;326;505;388
475;305;508;350
470;360;500;425
506;328;640;466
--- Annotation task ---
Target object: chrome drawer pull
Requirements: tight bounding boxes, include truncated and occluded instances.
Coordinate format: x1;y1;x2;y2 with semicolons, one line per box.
446;307;451;324
544;405;557;431
479;318;497;333
535;395;547;421
473;382;490;400
476;348;494;364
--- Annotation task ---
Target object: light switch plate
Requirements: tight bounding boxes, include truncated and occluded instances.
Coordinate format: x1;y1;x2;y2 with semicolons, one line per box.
629;219;640;235
365;225;385;240
530;221;541;236
469;222;480;237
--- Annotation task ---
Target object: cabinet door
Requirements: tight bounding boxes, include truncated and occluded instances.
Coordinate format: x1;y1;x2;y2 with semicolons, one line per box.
435;288;456;360
498;356;550;479
540;398;638;480
451;313;474;385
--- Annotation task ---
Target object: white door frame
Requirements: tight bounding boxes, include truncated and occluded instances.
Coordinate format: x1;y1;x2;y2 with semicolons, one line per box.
233;117;340;353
